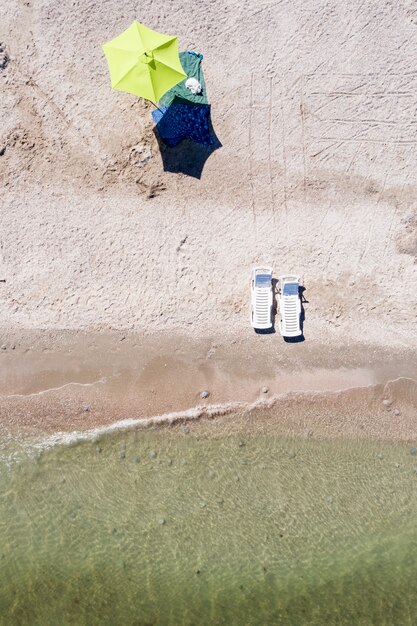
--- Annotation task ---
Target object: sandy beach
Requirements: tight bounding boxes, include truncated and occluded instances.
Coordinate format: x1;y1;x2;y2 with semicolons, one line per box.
3;5;417;624
1;0;417;439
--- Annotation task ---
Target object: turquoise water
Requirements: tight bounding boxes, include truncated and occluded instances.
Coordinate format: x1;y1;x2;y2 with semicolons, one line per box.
1;424;417;625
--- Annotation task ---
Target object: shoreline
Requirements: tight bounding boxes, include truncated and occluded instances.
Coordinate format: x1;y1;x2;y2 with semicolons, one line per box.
1;330;416;444
13;379;417;454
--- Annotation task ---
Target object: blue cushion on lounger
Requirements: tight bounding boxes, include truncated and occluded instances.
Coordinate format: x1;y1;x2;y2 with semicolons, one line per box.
283;283;299;296
255;274;272;287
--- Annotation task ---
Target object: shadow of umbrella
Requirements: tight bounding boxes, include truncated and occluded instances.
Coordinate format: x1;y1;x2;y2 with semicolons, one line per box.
152;96;222;179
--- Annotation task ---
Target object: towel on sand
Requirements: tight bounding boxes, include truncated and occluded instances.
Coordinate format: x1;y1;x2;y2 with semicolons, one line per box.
159;51;208;106
152;51;213;147
152;98;213;147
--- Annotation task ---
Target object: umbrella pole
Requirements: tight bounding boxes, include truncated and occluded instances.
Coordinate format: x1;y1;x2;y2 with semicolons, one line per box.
149;100;164;113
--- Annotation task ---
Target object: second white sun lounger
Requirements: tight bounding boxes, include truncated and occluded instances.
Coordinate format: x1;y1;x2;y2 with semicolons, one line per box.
278;275;302;337
250;266;273;329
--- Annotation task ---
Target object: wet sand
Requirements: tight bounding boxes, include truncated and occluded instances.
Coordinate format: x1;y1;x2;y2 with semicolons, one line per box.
1;331;416;442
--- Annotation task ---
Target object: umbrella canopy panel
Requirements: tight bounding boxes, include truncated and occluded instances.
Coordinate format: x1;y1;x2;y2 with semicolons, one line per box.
102;21;186;102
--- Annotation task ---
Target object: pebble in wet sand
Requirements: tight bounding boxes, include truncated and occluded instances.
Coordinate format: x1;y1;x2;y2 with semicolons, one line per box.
82;404;90;413
95;446;102;453
410;448;417;456
166;458;173;466
183;424;190;434
200;390;210;399
159;518;166;525
133;456;140;463
149;450;157;459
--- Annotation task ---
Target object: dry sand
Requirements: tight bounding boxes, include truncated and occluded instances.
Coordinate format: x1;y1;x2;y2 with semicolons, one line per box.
0;1;416;437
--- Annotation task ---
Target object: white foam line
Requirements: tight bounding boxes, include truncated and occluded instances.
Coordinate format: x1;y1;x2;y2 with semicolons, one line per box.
6;378;107;399
32;403;245;450
30;385;373;451
383;376;417;388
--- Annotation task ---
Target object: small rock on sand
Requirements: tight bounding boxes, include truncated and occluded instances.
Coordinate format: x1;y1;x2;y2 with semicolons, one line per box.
410;448;417;456
382;399;392;407
394;408;401;416
149;450;157;459
183;424;190;434
262;386;269;394
95;446;102;453
159;518;166;525
200;390;210;399
82;404;90;412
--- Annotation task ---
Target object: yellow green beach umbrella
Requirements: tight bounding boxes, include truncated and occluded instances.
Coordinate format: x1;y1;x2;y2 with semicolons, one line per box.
102;21;186;103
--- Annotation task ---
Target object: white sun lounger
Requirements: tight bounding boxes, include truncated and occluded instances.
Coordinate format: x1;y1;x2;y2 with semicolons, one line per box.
278;275;302;337
250;266;273;329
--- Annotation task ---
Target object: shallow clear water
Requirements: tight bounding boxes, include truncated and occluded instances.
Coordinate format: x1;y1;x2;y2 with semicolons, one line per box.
1;424;417;625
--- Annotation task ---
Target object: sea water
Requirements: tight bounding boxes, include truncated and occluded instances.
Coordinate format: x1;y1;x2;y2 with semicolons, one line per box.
1;423;417;625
